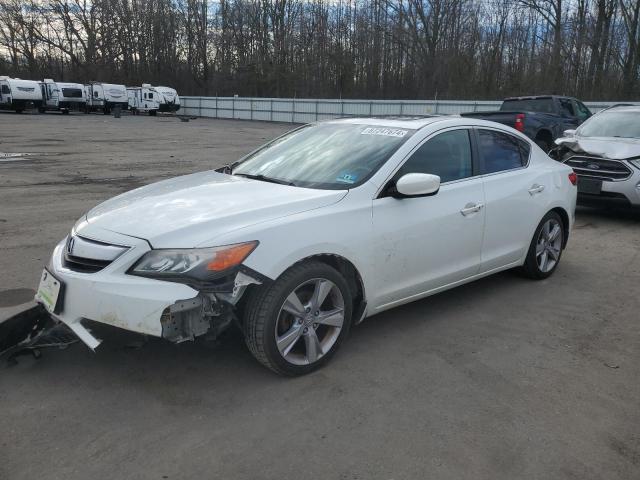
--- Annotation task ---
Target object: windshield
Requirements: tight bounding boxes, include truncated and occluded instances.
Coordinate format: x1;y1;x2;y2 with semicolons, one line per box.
501;98;555;113
578;111;640;139
232;123;414;189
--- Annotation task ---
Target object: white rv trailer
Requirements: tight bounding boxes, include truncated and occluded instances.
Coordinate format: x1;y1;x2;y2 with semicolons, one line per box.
154;86;180;112
85;82;128;114
127;84;160;115
39;79;86;114
0;76;43;112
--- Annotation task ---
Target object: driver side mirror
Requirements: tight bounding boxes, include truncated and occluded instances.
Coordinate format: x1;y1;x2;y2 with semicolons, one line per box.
393;173;441;198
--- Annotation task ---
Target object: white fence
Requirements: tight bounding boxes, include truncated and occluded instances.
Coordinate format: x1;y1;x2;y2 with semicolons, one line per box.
178;97;630;123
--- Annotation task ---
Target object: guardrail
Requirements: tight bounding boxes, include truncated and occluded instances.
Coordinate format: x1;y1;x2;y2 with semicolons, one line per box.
178;97;633;123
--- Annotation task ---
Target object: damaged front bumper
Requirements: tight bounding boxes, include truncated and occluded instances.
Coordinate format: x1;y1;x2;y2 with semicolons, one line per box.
40;234;264;349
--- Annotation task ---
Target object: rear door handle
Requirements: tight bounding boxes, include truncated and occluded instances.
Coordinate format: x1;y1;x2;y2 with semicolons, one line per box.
528;184;545;195
460;202;484;216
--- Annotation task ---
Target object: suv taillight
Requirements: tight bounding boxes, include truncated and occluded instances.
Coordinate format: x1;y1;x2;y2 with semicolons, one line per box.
514;113;525;132
568;172;578;186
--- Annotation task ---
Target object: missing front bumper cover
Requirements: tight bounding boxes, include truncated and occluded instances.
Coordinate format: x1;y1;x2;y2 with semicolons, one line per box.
161;270;263;343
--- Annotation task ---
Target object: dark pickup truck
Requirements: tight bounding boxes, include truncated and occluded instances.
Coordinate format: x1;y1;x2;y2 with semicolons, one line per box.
461;95;592;151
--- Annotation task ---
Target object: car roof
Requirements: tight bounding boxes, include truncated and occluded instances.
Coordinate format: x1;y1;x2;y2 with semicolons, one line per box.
600;105;640;113
503;95;579;101
321;115;534;136
324;116;454;130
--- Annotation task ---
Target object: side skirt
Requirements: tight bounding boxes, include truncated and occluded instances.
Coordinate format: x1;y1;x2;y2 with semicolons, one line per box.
371;260;522;315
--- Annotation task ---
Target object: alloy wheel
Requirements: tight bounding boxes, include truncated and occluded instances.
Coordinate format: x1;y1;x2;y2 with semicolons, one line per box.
275;278;345;365
536;218;563;273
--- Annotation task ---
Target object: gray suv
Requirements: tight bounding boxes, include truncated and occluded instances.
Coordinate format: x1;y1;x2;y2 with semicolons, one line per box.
551;105;640;206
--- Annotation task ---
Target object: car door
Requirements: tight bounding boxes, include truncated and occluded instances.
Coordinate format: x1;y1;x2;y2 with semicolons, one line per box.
371;128;486;309
475;128;549;272
557;98;580;130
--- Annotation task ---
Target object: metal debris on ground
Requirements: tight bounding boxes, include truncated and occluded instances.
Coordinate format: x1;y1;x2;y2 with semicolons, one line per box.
1;306;78;366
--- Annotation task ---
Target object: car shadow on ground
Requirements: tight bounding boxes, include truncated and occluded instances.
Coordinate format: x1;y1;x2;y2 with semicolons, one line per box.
3;268;534;386
5;205;634;390
576;201;640;224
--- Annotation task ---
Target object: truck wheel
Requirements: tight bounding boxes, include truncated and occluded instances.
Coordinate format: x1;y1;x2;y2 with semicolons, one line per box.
150;110;157;116
243;261;353;376
62;109;69;115
38;107;46;114
535;139;551;152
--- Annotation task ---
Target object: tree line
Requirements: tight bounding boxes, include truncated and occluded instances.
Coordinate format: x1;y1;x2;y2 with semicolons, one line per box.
1;0;639;100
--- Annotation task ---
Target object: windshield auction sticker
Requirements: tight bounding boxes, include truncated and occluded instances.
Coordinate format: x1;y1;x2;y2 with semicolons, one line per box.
361;127;408;138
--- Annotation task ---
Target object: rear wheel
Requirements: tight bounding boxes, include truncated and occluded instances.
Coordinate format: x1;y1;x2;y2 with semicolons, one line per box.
243;261;352;376
521;211;564;279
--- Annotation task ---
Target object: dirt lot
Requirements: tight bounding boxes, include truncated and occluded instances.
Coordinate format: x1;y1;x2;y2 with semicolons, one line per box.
1;113;639;480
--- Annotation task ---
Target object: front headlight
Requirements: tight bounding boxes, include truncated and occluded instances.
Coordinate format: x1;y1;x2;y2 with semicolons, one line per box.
129;241;258;283
629;159;640;170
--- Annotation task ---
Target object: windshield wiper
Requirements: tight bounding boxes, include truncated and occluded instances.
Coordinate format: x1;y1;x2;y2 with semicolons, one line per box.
233;173;297;186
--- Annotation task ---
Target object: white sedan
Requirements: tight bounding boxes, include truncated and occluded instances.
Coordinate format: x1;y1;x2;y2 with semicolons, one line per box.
36;117;577;375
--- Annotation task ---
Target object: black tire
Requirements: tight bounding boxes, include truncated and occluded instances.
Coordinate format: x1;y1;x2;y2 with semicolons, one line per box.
14;109;23;114
150;110;157;116
535;138;552;153
243;261;353;376
62;109;69;115
521;211;565;279
38;107;46;114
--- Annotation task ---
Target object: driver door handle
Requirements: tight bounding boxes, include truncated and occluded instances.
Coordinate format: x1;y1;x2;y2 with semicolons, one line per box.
460;202;484;216
528;184;545;195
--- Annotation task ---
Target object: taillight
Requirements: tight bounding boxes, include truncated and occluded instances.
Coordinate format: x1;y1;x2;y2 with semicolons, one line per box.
568;172;578;186
514;113;525;132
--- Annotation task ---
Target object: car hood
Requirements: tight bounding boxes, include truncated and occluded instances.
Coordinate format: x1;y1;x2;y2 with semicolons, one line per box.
556;136;640;160
84;171;347;248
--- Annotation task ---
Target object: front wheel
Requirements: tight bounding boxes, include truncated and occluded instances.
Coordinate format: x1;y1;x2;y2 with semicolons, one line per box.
243;261;353;376
521;211;564;279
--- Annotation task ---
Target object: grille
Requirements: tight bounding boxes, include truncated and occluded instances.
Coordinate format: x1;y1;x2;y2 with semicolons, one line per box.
564;156;632;182
62;235;129;273
63;254;112;273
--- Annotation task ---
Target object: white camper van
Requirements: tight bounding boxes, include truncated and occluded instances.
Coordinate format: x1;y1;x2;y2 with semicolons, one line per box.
127;84;159;115
154;86;180;112
85;83;128;114
39;79;86;114
0;76;43;112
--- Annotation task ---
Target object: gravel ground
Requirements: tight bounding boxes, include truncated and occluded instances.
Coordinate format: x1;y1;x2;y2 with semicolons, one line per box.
0;112;639;480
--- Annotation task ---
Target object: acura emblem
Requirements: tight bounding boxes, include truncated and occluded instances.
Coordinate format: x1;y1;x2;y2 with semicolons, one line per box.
67;236;75;254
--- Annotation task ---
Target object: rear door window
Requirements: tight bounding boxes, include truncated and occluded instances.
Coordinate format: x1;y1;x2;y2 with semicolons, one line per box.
477;129;529;174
